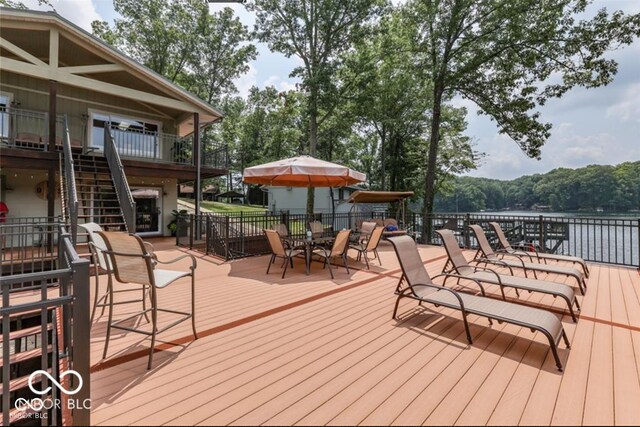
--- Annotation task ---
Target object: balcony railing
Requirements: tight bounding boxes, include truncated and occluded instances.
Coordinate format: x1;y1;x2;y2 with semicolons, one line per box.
0;107;83;151
1;220;90;426
0;107;48;150
2;107;228;169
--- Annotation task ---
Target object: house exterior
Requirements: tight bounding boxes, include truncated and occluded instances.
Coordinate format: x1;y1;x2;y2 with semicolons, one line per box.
0;8;227;236
266;186;359;214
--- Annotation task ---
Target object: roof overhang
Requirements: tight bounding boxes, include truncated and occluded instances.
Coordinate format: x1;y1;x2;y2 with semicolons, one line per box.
0;7;224;124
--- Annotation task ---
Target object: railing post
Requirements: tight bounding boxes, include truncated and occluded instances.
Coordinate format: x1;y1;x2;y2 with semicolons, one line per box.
225;215;230;260
70;256;91;426
464;213;471;248
539;215;545;253
189;214;194;250
206;215;211;255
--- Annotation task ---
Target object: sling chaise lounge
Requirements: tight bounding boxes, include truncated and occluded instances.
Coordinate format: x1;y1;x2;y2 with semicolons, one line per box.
437;228;580;322
488;221;590;278
388;235;570;371
468;225;587;295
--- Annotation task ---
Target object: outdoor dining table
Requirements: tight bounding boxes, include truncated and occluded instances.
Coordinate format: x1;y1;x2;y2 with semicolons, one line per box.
284;235;335;275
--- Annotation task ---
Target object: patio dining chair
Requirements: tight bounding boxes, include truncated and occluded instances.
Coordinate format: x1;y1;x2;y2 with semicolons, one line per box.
388;235;570;371
97;231;197;370
308;220;325;238
264;229;305;279
349;225;384;269
79;222;149;325
488;222;589;278
311;229;352;279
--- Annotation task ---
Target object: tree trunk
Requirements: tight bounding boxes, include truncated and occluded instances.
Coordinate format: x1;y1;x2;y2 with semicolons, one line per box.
380;126;386;190
307;89;319;214
422;83;444;243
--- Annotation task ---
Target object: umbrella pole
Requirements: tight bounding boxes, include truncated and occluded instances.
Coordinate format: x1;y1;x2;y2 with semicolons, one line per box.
329;187;336;232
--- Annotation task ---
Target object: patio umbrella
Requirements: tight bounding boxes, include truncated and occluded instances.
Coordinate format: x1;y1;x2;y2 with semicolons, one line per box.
242;155;366;187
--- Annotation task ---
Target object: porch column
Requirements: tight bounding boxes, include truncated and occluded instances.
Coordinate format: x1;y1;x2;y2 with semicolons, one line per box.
193;112;201;218
47;80;57;250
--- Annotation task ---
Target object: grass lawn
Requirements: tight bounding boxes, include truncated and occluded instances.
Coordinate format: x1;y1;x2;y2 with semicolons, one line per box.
181;198;267;213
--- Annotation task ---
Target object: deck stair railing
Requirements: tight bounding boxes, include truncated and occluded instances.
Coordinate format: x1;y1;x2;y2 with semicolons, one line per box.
61;116;78;244
103;125;136;233
0;222;90;426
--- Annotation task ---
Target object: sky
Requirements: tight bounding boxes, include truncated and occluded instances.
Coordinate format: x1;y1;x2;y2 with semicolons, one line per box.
21;0;640;181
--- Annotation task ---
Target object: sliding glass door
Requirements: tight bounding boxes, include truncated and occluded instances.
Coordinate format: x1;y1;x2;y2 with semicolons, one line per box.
132;187;162;235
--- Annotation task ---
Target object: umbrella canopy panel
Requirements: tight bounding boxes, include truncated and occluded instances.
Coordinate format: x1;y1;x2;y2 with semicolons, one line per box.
243;155;366;187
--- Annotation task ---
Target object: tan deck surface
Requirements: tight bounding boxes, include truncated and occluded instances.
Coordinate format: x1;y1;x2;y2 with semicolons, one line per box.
20;239;640;425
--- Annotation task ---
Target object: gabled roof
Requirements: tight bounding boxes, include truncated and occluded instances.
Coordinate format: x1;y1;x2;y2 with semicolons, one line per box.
0;7;224;125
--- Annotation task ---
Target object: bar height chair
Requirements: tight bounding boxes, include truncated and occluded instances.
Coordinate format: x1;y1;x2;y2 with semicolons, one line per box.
97;231;198;370
80;222;149;325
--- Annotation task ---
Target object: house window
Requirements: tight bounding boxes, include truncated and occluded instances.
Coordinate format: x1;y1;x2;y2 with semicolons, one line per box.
89;112;160;159
0;93;12;140
338;188;345;201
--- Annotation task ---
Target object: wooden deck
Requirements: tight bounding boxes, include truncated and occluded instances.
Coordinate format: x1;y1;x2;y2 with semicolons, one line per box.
32;239;640;425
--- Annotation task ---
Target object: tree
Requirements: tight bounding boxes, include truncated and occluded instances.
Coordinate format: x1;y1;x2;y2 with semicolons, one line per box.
92;0;256;103
181;7;257;104
97;0;206;82
250;0;385;213
403;0;640;240
0;0;52;9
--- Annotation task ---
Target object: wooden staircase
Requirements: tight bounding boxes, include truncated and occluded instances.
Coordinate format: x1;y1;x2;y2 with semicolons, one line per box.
73;154;127;232
0;309;57;425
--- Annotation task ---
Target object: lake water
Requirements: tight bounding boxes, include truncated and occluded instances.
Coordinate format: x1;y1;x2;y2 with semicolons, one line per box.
466;211;639;267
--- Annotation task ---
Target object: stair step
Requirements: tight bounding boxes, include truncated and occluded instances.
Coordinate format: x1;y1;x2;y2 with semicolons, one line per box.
0;369;51;396
6;307;53;321
0;324;53;344
75;178;113;183
74;165;111;175
78;214;123;218
0;345;52;368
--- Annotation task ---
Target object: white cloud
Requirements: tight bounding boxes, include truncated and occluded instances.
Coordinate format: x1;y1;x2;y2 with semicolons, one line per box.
21;0;101;32
263;75;298;92
234;64;258;98
606;83;640;124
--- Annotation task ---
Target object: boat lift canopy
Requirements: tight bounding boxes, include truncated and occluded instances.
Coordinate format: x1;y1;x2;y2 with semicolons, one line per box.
347;190;414;224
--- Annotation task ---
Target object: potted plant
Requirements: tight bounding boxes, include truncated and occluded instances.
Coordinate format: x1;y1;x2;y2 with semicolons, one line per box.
167;209;188;237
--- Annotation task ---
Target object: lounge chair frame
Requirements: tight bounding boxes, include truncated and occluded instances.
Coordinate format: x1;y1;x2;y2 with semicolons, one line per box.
488;221;590;278
388;235;570;371
439;228;580;322
468;225;587;295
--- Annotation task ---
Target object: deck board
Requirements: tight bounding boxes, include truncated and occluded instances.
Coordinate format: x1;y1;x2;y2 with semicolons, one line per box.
48;240;638;426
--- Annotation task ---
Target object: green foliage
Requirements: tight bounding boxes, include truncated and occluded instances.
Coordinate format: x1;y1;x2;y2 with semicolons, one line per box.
400;0;640;219
435;161;640;212
0;0;52;9
91;0;256;104
250;0;386;213
198;201;268;213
